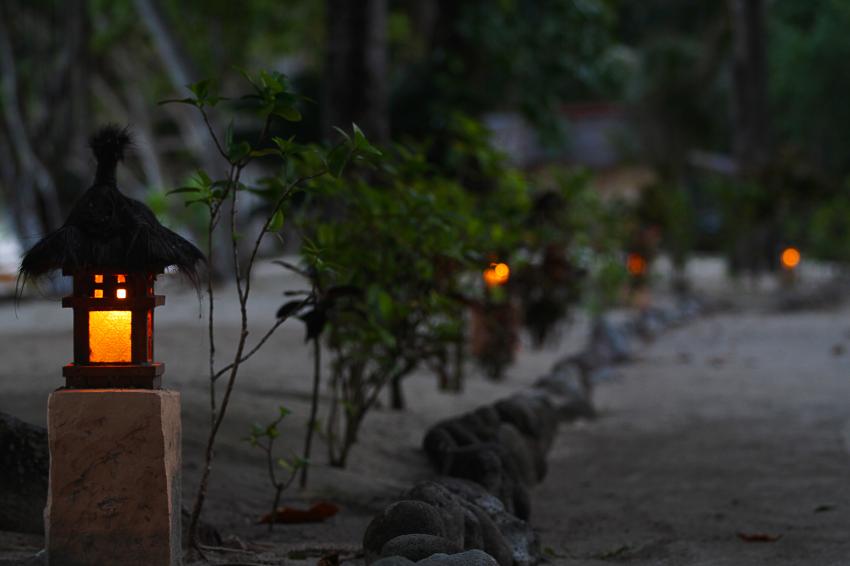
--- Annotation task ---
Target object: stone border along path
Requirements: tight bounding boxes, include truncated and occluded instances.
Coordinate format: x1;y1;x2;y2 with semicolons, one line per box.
362;298;705;566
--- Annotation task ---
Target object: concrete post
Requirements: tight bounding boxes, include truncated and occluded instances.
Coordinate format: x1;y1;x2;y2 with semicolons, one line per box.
45;389;181;566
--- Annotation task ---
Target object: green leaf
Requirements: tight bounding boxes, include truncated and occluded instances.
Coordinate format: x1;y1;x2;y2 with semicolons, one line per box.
273;104;302;122
166;187;200;196
188;79;211;100
332;126;351;142
186;79;221;106
228;140;252;162
267;210;285;232
158;97;197;107
278;406;291;418
249;148;279;158
326;146;351;178
277;457;293;471
376;290;393;320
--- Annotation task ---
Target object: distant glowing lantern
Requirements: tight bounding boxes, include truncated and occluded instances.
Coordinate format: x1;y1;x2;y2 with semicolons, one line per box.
626;253;648;277
18;125;204;389
781;247;801;271
483;262;510;287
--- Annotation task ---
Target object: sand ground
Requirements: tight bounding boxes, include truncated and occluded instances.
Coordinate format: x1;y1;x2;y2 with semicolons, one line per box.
3;261;850;565
534;306;850;565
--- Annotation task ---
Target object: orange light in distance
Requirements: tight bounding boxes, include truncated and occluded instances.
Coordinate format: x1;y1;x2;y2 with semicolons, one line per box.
781;247;801;270
627;253;647;277
483;262;510;287
116;274;126;283
94;274;103;283
93;289;103;298
116;288;127;299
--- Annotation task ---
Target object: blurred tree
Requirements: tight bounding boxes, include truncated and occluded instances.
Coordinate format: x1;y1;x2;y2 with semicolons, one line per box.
391;0;620;143
0;1;87;249
730;0;769;176
323;0;390;143
770;0;850;177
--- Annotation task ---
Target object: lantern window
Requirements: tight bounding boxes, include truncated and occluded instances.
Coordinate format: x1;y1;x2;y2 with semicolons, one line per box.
116;288;127;299
89;310;132;362
93;289;104;298
94;274;103;283
117;274;126;283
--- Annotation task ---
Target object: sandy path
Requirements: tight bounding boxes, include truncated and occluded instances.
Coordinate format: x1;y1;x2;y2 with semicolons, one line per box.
535;307;850;565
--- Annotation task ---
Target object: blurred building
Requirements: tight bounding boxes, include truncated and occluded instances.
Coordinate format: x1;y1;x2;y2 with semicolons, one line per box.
485;103;654;202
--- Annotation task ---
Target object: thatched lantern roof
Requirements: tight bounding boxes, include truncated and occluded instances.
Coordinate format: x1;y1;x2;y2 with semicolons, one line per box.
19;126;204;285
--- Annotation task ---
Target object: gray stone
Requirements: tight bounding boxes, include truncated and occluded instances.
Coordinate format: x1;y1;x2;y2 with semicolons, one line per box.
423;427;457;472
512;391;559;451
635;308;665;339
535;361;586;399
380;534;462;562
403;481;511;566
473;405;501;430
403;482;466;548
496;423;536;486
491;510;539;566
536;360;595;421
435;477;506;516
416;549;499;566
372;557;416;566
494;396;542;439
443;420;482;446
466;504;513;566
442;443;505;493
441;442;525;517
364;500;448;558
456;412;498;443
0;412;48;534
589;317;633;363
436;478;537;566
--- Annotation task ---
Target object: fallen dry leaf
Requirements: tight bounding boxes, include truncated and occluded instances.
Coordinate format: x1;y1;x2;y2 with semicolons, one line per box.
258;501;340;525
737;532;782;543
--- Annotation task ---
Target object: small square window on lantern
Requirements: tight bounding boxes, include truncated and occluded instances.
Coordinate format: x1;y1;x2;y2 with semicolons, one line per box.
19;126;204;389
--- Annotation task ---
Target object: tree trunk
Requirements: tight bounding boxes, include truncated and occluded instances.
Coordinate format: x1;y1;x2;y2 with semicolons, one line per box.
729;0;769;177
323;0;389;144
390;374;406;410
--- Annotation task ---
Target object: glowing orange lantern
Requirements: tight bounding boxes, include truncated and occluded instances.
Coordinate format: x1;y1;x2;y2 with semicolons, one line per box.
19;126;203;390
780;247;801;271
483;262;510;287
62;269;165;388
626;253;648;277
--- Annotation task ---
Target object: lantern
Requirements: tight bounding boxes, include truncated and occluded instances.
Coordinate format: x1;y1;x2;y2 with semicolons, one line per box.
483;262;510;288
780;247;801;271
19;125;204;389
61;269;165;388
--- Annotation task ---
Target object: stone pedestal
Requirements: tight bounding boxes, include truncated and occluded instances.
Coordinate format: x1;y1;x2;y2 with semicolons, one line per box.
46;389;181;566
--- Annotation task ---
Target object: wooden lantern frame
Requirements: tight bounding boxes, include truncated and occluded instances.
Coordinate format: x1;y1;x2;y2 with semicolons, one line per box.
61;268;165;388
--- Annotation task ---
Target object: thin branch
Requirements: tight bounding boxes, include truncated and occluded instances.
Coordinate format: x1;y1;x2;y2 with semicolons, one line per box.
200;106;228;161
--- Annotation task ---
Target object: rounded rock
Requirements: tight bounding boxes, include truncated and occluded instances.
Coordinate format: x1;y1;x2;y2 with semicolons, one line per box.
416;549;500;566
364;500;448;557
404;482;466;549
380;534;462;562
